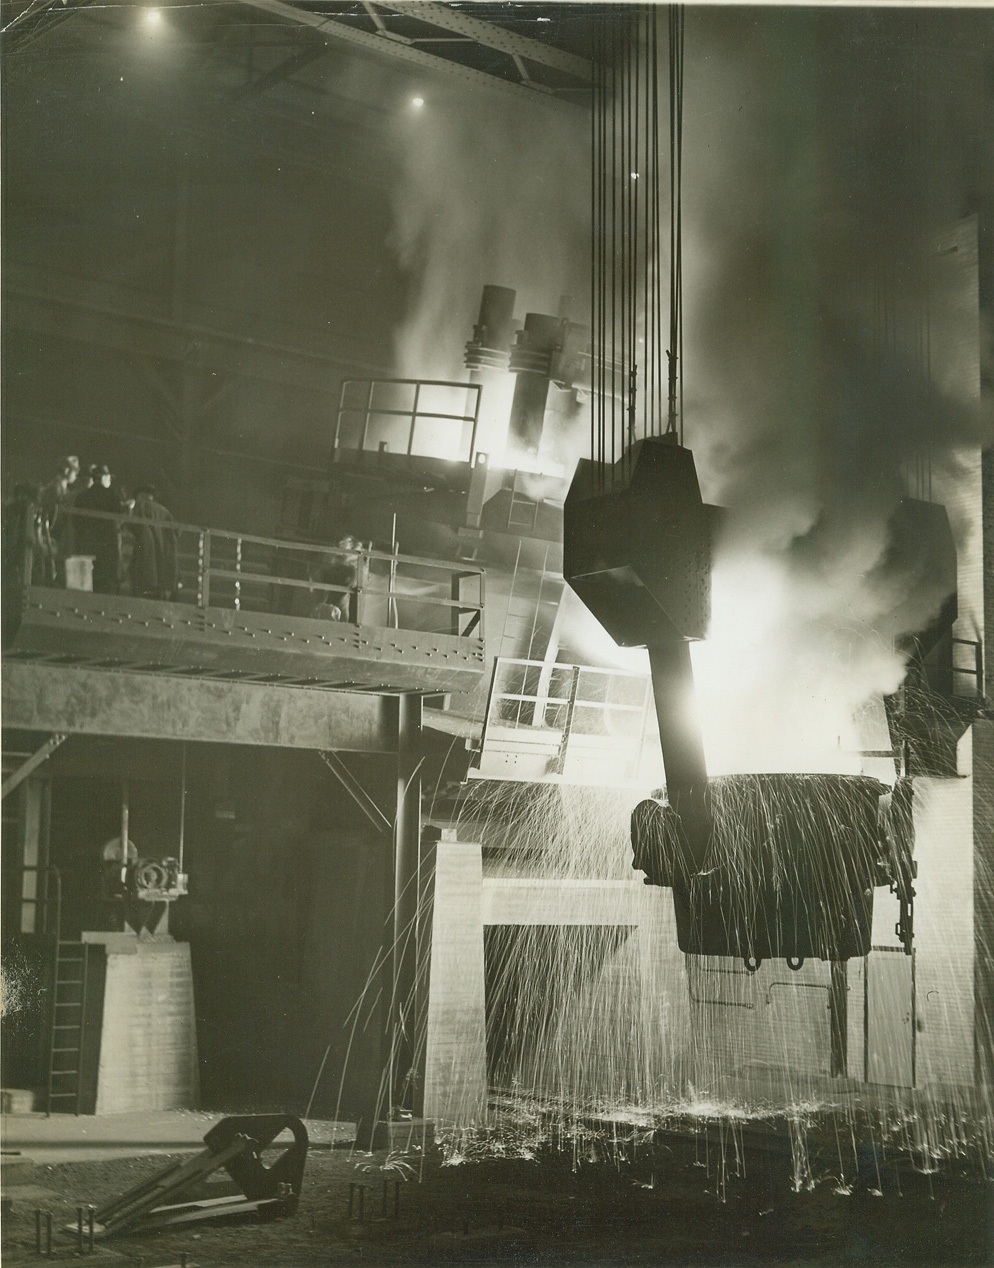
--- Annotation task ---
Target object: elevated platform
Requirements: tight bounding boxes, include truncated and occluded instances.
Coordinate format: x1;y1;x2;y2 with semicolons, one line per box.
7;586;483;695
4;510;486;697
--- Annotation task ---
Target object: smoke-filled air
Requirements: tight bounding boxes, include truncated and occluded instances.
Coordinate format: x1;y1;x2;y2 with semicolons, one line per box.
681;8;992;774
391;8;991;774
369;4;993;1186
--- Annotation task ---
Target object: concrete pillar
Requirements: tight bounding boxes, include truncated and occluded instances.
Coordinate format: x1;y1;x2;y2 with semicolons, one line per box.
423;838;488;1126
636;885;692;1098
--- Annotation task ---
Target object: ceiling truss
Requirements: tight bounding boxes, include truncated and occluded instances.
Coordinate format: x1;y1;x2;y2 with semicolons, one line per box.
237;0;591;111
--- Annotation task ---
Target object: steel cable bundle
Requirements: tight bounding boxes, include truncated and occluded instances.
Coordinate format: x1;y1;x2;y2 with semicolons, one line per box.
589;4;684;482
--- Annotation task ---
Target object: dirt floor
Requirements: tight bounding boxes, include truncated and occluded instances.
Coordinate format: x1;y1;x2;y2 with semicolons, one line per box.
2;1132;992;1267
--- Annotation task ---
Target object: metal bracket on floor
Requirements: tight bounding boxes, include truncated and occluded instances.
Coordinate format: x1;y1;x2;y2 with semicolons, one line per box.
72;1114;308;1239
2;733;67;800
319;749;392;834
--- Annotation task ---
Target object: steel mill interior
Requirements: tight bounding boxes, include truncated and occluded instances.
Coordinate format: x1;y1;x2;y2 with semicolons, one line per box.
1;2;992;1265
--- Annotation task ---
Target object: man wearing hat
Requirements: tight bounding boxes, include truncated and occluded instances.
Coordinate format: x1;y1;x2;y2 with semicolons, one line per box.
127;485;179;599
74;463;123;593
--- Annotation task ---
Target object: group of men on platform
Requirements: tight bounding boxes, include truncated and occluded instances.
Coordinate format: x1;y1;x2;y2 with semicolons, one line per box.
3;455;179;602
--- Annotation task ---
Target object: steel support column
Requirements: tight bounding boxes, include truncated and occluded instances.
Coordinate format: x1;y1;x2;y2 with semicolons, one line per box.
391;693;423;1114
974;719;994;1095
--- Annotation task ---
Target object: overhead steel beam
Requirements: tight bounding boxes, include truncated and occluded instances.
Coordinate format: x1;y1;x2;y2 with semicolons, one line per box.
385;2;591;80
237;0;586;112
1;733;67;799
2;662;394;752
391;693;424;1113
1;0;94;51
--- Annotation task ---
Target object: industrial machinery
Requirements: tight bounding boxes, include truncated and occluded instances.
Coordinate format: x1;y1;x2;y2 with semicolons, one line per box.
564;433;920;967
562;6;926;975
77;1115;308;1239
132;856;188;903
565;434;719;880
880;498;978;777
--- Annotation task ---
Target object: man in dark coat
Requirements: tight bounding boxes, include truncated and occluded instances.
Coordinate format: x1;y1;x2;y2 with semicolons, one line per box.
127;486;179;599
39;456;79;582
2;484;44;640
313;533;361;621
74;463;123;593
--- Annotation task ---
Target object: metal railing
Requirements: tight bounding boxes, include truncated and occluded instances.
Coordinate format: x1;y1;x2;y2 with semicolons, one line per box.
333;378;483;465
478;656;655;781
485;657;652;733
29;506;486;640
952;636;984;697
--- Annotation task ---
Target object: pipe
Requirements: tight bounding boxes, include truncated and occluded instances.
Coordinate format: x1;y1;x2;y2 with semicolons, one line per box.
120;781;130;887
178;744;187;874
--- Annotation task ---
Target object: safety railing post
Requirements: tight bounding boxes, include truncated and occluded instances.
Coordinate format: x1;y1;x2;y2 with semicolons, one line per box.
359;381;375;456
467;383;481;463
389;544;399;630
633;676;653;782
333;379;349;453
551;664;581;775
200;531;211;609
408;382;420;457
353;549;366;625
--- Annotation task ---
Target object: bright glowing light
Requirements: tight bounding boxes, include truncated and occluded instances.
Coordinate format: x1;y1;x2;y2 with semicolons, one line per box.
630;171;639;180
411;96;425;109
144;7;162;24
690;552;904;777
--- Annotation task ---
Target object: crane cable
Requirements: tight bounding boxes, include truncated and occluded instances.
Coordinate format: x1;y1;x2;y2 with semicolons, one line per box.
667;5;684;441
590;5;685;466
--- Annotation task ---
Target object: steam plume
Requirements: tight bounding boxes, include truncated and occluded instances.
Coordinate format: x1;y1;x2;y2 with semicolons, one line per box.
680;8;992;772
387;9;991;771
389;79;589;380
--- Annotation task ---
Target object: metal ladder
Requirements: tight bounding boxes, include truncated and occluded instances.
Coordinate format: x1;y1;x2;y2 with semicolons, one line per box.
506;472;540;533
499;540;563;662
47;939;92;1115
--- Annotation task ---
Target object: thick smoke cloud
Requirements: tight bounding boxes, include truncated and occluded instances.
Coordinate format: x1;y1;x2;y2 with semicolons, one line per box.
387;9;991;775
680;8;992;773
388;77;589;383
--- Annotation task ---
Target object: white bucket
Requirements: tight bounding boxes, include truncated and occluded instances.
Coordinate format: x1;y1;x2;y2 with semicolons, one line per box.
64;555;94;591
